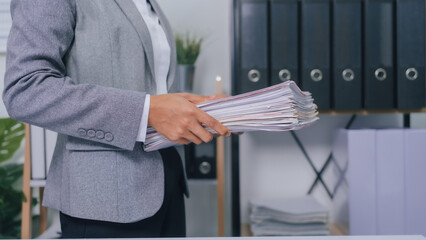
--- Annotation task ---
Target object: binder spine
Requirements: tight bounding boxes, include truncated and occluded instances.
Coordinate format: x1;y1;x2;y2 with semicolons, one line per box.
364;0;395;109
300;0;331;110
269;0;299;86
332;0;363;110
238;0;269;94
396;0;425;109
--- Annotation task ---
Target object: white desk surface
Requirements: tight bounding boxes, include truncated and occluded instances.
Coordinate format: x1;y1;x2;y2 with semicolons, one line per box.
95;236;426;240
161;237;424;240
49;236;426;240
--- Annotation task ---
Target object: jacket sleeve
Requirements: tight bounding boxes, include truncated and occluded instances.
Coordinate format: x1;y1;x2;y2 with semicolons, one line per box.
3;0;146;151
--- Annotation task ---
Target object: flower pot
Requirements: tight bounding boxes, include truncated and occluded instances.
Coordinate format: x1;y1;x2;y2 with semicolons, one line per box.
176;64;195;93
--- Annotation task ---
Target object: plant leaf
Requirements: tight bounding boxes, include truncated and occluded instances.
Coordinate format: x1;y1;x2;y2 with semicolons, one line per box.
175;32;203;65
0;118;25;164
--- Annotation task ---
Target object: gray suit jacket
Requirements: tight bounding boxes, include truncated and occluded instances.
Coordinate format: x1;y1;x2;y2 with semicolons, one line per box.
3;0;187;223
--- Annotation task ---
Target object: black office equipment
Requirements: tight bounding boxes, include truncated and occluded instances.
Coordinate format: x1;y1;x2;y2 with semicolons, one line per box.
364;0;395;109
332;0;363;110
185;140;217;179
300;0;331;110
270;0;299;85
238;0;269;94
396;0;425;109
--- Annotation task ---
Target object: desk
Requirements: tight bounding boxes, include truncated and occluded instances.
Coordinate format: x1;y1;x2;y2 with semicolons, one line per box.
100;236;426;240
158;237;424;240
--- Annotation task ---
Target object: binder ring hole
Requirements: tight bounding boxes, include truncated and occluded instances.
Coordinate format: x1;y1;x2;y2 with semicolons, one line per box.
310;69;323;82
199;161;212;175
406;68;418;81
279;69;291;82
248;69;261;83
342;69;355;82
375;68;387;81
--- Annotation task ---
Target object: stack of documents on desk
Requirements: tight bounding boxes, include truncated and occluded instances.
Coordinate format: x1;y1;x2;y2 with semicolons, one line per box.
144;81;319;152
250;196;329;236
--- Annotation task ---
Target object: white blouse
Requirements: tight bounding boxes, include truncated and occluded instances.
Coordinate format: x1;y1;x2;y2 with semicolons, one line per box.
133;0;171;142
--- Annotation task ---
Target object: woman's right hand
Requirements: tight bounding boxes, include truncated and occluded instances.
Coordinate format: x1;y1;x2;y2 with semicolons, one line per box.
148;93;230;145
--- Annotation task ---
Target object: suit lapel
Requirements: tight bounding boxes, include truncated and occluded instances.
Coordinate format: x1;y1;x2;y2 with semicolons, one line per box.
149;0;177;91
114;0;156;82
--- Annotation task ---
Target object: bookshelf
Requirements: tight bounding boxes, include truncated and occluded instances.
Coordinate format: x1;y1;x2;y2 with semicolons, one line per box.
230;0;426;235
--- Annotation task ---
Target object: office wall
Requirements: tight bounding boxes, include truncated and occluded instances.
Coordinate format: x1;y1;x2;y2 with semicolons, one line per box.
0;53;7;118
156;0;232;96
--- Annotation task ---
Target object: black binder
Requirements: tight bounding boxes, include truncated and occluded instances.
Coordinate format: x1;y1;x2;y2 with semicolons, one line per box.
396;0;425;109
300;0;331;110
364;0;395;109
332;0;362;110
270;0;299;85
238;0;269;94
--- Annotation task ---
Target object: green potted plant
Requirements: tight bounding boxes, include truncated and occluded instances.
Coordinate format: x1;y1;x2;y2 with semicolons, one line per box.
0;118;36;238
175;32;203;93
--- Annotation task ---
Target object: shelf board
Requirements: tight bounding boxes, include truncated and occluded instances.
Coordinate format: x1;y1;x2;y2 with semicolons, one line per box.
319;108;426;115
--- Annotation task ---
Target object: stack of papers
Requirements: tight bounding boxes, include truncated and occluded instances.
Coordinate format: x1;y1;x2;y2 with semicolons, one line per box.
144;81;319;152
250;196;329;236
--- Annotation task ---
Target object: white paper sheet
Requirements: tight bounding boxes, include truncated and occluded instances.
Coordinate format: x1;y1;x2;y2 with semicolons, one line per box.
143;81;319;152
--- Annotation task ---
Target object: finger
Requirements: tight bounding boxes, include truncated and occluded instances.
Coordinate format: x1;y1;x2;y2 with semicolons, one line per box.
165;131;191;145
195;109;230;136
179;129;203;145
188;122;213;143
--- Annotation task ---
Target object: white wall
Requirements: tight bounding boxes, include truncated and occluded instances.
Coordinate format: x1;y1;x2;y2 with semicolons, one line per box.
0;53;8;117
156;0;232;96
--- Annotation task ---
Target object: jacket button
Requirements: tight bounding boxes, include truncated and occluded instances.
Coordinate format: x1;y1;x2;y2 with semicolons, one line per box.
78;128;87;136
87;129;96;138
105;132;114;142
96;131;105;139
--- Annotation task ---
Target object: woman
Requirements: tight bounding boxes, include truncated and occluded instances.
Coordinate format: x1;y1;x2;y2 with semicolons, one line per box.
3;0;229;237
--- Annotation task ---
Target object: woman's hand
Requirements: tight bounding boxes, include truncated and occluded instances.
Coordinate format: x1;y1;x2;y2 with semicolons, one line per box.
148;93;230;145
177;93;243;136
